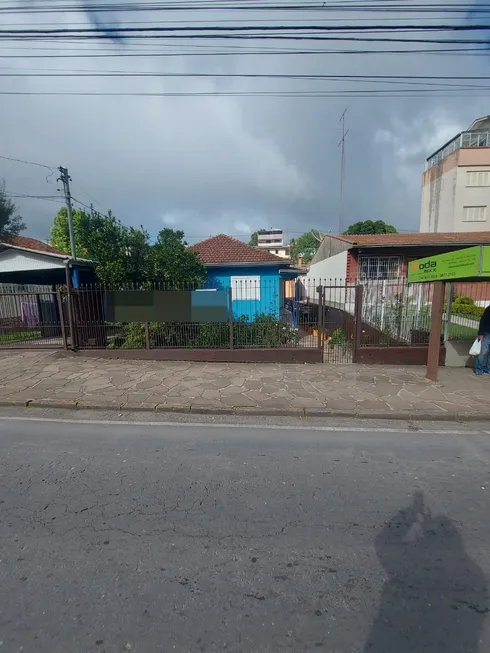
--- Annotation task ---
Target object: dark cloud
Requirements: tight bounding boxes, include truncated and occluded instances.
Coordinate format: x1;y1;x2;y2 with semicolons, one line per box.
1;6;486;242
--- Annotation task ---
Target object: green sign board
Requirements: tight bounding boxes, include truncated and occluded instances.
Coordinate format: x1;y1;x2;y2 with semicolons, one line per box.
408;246;490;282
483;245;490;277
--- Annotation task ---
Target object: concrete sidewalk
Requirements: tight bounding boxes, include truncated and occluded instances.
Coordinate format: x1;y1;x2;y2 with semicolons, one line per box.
0;350;488;420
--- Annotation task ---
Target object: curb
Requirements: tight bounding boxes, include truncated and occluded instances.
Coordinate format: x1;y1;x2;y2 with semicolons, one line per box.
1;399;489;422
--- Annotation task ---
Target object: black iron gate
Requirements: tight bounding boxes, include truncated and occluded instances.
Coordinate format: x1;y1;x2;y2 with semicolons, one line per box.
318;283;362;363
0;284;66;349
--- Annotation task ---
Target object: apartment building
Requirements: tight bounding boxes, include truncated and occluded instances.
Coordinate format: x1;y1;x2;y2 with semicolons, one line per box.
256;229;290;258
420;116;490;233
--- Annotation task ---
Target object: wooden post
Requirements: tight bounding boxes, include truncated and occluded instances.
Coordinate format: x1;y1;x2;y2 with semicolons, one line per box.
144;322;151;350
229;287;234;349
352;284;363;364
426;281;445;382
56;289;68;350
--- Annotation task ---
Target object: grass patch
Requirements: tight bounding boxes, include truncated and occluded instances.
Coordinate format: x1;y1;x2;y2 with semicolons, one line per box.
0;330;42;344
448;323;478;340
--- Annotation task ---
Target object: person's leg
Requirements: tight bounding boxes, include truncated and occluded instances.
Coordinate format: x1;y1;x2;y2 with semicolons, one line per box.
484;333;490;374
476;333;490;375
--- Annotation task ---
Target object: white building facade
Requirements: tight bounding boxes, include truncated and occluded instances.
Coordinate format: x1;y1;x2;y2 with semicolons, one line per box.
256;229;290;258
420;116;490;233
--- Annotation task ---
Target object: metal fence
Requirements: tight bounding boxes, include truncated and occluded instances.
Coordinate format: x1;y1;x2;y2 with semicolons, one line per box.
0;284;65;348
65;279;324;352
358;278;435;347
310;278;436;361
3;277;485;356
443;280;490;341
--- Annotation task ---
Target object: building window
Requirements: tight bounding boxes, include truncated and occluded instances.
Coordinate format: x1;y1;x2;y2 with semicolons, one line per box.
359;256;401;280
230;275;261;300
463;206;487;222
466;171;490;187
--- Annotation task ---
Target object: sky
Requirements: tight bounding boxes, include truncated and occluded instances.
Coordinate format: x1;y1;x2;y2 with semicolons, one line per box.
0;0;489;244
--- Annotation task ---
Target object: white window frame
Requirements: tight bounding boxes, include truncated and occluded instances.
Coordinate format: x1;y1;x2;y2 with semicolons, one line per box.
230;275;261;300
466;170;490;187
462;206;487;223
359;256;401;280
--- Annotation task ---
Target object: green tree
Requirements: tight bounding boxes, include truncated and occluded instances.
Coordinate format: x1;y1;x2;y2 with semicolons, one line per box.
289;230;322;265
50;208;205;287
248;229;268;246
248;231;259;246
151;228;206;287
0;180;26;241
344;220;397;235
49;207;90;258
50;206;130;285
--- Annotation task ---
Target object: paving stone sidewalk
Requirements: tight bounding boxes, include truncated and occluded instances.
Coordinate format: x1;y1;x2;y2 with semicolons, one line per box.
0;350;489;419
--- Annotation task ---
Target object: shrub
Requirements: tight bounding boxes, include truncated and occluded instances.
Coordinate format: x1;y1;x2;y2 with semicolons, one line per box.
453;295;474;306
328;328;348;347
110;314;299;349
235;314;299;348
109;322;145;348
450;296;484;319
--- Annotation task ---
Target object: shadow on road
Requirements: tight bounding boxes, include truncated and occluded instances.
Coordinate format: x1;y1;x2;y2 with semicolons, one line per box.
364;491;489;652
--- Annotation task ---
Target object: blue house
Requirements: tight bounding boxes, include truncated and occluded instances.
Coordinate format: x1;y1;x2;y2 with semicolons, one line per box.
190;234;300;322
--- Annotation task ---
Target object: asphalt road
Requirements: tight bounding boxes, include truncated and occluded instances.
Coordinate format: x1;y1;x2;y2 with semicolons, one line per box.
0;417;489;653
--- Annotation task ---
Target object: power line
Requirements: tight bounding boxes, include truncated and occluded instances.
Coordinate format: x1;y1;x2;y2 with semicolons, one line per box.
0;154;56;183
0;154;54;172
5;70;490;79
2;71;490;88
4;23;490;36
1;45;485;58
8;193;64;203
2;89;490;97
71;197;95;212
73;184;104;210
3;34;490;45
2;2;490;13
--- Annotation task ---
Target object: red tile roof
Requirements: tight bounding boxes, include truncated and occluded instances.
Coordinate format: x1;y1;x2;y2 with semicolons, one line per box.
330;232;490;247
189;234;286;264
1;235;64;255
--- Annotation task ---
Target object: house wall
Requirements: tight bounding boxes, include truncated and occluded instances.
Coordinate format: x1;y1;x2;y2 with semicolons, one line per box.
306;250;348;283
350;245;489;277
205;265;282;320
309;245;484;283
310;235;351;266
304;244;490;310
257;246;290;259
346;251;358;282
0;249;65;272
348;247;490;308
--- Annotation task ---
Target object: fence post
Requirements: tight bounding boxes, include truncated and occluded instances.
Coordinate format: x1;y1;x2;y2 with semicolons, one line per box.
443;282;453;343
228;287;234;349
426;281;445;382
56;289;68;350
316;285;324;352
144;322;151;350
64;262;77;351
352;284;363;364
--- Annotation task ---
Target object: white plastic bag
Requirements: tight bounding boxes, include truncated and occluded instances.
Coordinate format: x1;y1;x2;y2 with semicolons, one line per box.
469;338;482;356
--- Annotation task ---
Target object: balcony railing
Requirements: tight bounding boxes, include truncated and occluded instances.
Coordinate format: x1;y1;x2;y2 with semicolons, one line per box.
426;129;490;170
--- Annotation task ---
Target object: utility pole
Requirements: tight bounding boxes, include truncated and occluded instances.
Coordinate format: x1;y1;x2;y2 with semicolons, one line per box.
338;108;349;234
57;166;76;260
